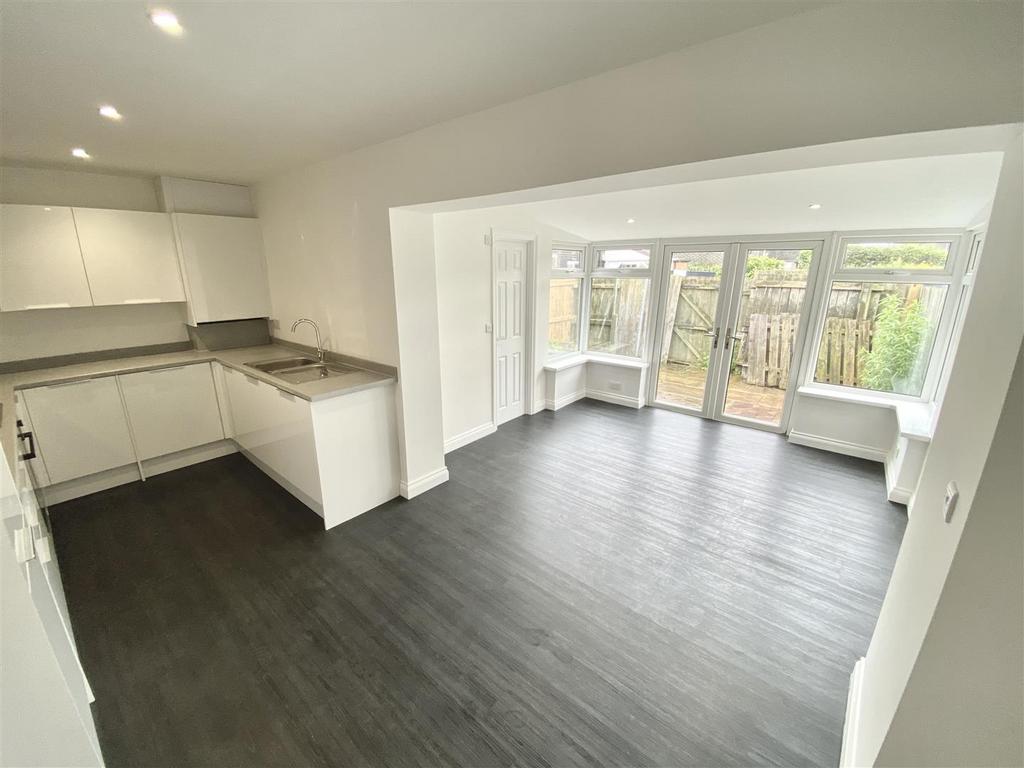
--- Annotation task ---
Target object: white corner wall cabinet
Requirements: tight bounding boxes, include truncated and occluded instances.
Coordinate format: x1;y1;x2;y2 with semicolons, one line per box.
0;203;272;324
20;363;229;495
220;364;401;529
172;213;271;324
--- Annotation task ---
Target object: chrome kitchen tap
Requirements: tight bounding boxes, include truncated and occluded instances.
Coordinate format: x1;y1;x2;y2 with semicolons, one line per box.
291;318;325;362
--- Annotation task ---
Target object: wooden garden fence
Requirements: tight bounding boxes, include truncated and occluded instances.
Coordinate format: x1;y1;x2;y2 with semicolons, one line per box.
549;272;936;390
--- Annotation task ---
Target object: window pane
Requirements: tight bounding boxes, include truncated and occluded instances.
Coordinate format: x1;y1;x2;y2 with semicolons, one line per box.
595;247;651;271
547;278;581;356
587;277;649;357
552;247;585;272
813;282;948;396
840;241;951;271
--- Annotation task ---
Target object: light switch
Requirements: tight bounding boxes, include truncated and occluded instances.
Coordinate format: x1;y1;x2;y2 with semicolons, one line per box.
484;323;493;334
943;481;959;523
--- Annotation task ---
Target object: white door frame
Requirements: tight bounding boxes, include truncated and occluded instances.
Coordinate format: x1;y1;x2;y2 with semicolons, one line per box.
491;229;537;427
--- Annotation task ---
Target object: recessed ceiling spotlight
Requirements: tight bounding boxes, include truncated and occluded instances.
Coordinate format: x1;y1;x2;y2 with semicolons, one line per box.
808;203;822;210
149;9;183;35
99;105;123;121
626;218;636;224
71;147;92;160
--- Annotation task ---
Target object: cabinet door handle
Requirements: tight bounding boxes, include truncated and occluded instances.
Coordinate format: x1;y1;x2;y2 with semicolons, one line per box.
17;429;36;461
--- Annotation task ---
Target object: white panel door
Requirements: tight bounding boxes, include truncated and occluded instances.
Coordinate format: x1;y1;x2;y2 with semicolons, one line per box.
0;204;93;311
21;378;137;485
118;363;225;460
173;213;271;323
73;208;185;306
494;240;527;425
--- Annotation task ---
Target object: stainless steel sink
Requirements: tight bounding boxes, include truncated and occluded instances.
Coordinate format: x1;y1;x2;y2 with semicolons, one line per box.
245;357;358;385
273;363;357;384
246;357;317;373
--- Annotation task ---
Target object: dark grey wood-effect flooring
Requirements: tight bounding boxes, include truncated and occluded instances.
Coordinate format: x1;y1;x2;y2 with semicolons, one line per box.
50;400;906;767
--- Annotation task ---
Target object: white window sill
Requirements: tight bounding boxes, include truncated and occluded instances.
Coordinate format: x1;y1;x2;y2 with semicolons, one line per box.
797;385;934;441
544;354;588;372
543;353;649;373
580;353;649;370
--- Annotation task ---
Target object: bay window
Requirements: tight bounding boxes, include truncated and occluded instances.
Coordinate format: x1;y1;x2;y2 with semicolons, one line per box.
547;242;654;360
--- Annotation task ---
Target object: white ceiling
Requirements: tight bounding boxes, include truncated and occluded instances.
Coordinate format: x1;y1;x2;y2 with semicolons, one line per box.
504;153;1004;240
0;1;823;184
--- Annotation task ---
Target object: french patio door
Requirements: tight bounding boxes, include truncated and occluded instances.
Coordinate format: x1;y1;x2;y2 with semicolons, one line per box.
650;240;822;432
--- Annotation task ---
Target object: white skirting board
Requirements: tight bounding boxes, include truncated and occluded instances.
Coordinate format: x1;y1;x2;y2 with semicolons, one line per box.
400;466;450;499
544;390;586;411
787;430;887;463
41;439;237;506
585;389;644;409
839;657;867;768
444;422;497;454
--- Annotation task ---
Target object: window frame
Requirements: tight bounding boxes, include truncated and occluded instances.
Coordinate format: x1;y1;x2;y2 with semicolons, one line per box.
550;242;587;276
834;233;958;278
585;240;656;359
546;241;588;360
804;229;968;403
590;241;656;278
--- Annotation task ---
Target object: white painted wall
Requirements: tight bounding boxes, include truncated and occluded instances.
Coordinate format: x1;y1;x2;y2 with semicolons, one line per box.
0;164;160;211
877;343;1023;767
788;396;897;459
0;304;190;363
254;2;1022;494
433;208;583;444
850;134;1023;766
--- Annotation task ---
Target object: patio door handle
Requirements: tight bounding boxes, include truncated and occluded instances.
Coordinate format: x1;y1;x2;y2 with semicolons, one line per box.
704;327;720;349
724;327;742;350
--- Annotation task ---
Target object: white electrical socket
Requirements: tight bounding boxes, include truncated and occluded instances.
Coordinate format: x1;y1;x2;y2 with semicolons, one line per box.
609;381;622;392
943;481;959;523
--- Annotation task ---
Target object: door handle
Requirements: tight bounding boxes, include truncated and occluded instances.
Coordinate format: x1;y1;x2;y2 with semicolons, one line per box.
724;327;743;350
17;428;36;461
704;327;720;349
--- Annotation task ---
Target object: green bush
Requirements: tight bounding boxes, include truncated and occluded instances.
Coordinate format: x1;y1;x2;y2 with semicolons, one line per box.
863;294;927;392
744;255;784;276
845;243;947;269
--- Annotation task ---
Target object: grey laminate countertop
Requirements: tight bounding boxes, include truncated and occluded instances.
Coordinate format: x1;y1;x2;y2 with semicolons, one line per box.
0;344;395;467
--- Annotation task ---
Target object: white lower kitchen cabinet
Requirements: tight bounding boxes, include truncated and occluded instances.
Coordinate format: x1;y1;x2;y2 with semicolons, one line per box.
21;378;138;485
118;363;225;460
220;364;400;529
221;364;323;509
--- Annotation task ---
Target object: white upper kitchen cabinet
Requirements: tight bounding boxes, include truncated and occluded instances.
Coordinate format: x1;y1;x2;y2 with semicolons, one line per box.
21;378;138;485
73;208;185;306
0;204;93;311
118;363;225;460
172;213;271;324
